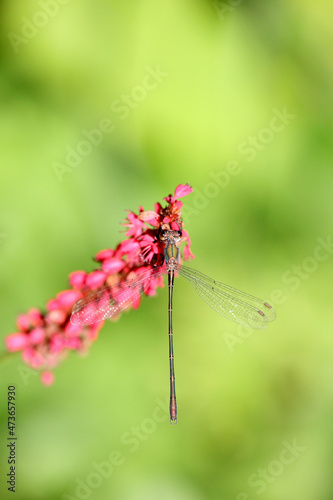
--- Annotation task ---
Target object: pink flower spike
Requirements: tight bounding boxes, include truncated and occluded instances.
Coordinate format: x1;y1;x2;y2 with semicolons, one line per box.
86;270;106;290
16;314;30;332
174;183;193;199
29;328;45;345
5;332;29;352
5;184;195;387
95;249;114;262
56;290;82;309
102;258;125;274
41;371;55;386
69;271;87;289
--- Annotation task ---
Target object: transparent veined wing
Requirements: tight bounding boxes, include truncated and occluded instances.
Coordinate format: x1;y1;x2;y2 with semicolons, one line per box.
70;266;167;326
178;265;275;329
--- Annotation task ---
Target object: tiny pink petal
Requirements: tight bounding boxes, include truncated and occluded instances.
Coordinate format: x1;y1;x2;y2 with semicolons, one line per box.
163;194;173;203
57;290;82;308
102;258;125;274
154;202;162;213
95;248;114;261
47;298;60;311
69;271;87;289
65;321;83;336
5;332;29;352
174;183;193;199
29;328;45;345
123;212;145;238
28;308;43;327
16;314;30;332
50;333;65;353
145;274;165;296
86;271;106;290
183;245;195;260
64;337;81;350
170;221;181;230
88;322;104;340
23;347;45;369
182;230;195;260
48;309;67;325
131;293;142;310
41;371;55;386
120;239;140;253
139;211;160;226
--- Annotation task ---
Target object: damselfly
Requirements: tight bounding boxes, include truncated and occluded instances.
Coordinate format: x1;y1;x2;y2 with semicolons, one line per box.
71;229;276;424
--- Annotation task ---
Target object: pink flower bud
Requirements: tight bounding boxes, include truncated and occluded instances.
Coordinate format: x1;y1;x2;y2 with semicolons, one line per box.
47;299;60;311
41;371;55;386
65;321;83;336
170;221;180;230
29;328;45;345
16;314;30;332
50;334;65;353
23;347;45;369
95;249;114;261
174;183;193;198
119;239;140;253
89;322;103;341
85;271;106;290
56;290;82;308
48;309;67;325
5;332;29;352
102;258;125;274
183;245;194;260
28;308;43;327
64;337;81;350
69;271;87;289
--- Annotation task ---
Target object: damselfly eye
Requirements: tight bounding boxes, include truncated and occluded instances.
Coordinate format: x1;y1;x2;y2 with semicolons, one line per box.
175;230;182;238
159;230;168;240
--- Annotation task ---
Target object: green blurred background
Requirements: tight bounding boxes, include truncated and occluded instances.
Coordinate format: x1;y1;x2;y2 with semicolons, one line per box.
1;1;333;499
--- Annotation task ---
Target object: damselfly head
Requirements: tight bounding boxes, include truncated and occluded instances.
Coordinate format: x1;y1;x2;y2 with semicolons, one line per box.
159;228;182;242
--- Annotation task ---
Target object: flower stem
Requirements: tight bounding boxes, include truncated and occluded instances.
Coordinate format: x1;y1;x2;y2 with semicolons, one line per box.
0;350;15;364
